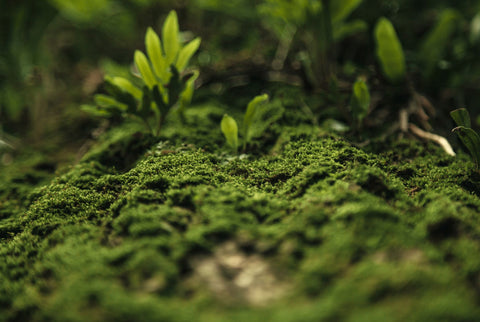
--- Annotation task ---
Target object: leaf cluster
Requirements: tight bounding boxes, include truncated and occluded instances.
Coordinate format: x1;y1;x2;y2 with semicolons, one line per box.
83;11;201;136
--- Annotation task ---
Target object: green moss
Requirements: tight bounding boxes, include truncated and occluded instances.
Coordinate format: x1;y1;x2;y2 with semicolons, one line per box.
1;103;480;320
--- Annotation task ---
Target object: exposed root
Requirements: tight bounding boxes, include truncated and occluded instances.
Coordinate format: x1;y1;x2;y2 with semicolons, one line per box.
409;124;456;156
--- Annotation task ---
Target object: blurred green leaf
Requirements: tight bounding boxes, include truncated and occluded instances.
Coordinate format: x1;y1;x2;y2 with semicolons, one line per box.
47;0;110;23
81;104;116;117
176;37;201;72
110;77;142;100
244;94;269;143
470;12;480;44
333;19;367;40
374;17;406;83
146;27;169;83
162;10;180;66
221;114;239;150
103;77;137;113
178;70;199;113
350;79;370;125
419;9;460;77
134;50;157;88
331;0;362;23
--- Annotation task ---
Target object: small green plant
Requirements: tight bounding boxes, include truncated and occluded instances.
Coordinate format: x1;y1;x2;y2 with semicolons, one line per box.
349;78;370;129
83;10;201;136
450;108;480;170
220;114;239;151
220;94;270;152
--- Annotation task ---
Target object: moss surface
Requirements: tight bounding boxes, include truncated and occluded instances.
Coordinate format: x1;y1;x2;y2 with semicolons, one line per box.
1;99;480;321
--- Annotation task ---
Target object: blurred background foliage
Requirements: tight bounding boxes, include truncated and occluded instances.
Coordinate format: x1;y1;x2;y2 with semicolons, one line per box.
1;0;480;156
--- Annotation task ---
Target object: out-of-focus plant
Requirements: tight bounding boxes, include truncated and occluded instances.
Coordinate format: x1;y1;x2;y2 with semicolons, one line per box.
374;17;406;84
0;0;168;139
221;94;270;152
83;11;201;136
0;1;56;125
418;9;460;78
258;0;366;88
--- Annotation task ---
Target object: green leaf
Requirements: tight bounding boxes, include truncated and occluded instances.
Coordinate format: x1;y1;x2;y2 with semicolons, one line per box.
452;126;480;169
350;79;370;124
81;104;114;117
330;0;362;23
179;70;199;112
471;12;480;44
450;108;471;128
176;37;201;72
134;50;157;88
333;19;367;41
244;94;269;143
162;10;180;66
94;94;125;109
221;114;239;150
110;77;142;100
374;17;406;83
146;27;169;82
103;78;137;113
418;9;459;77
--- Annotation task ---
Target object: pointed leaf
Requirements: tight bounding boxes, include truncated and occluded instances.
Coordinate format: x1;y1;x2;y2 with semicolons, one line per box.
179;70;199;111
333;19;367;41
162;10;180;65
221;114;239;150
418;9;459;77
145;27;169;82
452;126;480;168
450;108;471;128
103;77;137;113
374;17;406;83
81;104;113;117
176;37;201;72
94;94;125;109
331;0;362;23
134;50;157;88
110;76;142;100
244;94;269;142
350;79;370;123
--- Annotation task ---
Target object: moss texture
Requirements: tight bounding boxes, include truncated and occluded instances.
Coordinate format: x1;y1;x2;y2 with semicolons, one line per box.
1;99;480;321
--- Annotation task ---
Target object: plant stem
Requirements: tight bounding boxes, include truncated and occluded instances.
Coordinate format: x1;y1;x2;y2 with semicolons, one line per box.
320;0;335;85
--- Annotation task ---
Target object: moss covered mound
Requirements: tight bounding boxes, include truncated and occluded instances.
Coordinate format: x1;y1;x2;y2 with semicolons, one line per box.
1;104;480;321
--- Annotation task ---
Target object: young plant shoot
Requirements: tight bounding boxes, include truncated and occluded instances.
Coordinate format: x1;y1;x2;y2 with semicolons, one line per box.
83;10;201;136
221;94;269;152
451;108;480;170
349;78;370;129
221;114;239;151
